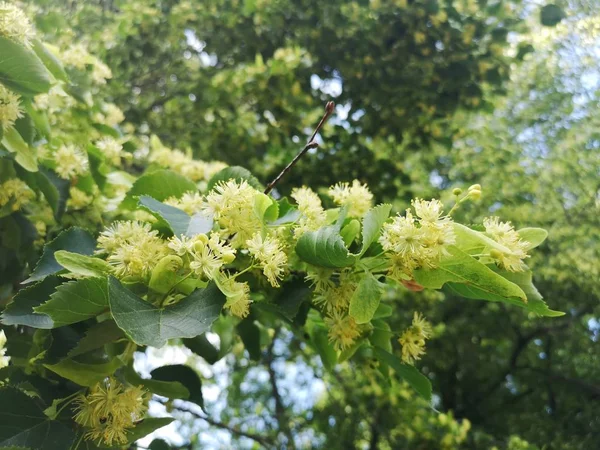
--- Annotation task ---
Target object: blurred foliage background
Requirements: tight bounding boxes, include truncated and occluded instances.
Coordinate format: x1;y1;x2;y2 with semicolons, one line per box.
24;0;599;448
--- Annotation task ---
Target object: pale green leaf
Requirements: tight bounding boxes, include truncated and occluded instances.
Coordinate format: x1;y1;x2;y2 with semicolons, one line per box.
54;250;112;278
123;365;189;401
1;127;37;172
348;273;382;324
43;358;123;387
360;204;392;255
414;245;527;302
517;227;548;250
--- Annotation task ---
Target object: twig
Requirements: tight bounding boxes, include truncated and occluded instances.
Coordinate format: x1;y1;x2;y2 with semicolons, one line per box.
166;401;275;448
265;329;296;449
264;101;335;195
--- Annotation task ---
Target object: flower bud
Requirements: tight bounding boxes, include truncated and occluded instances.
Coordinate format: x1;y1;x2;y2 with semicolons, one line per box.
468;184;481;192
489;249;503;259
468;188;482;200
452;188;463;196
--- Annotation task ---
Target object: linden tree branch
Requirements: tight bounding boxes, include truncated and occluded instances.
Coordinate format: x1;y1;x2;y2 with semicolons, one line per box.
264;101;335;195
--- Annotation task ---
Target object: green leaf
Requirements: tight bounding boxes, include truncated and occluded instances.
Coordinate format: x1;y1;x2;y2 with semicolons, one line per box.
0;388;76;449
253;193;277;223
24;227;96;283
108;277;226;348
122;418;175;445
372;303;393;320
452;223;513;256
541;4;565;27
1;127;37;172
183;334;220;364
123;365;189;401
490;268;564;317
348;273;382;324
360;204;392;255
369;320;393;353
36;168;69;220
44;358;123;386
373;347;432;401
269;198;300;225
30;40;68;83
68;320;125;357
186;213;214;237
1;276;61;329
151;365;204;409
414;246;527;302
517;227;548;250
0;37;52;96
207;165;263;191
121;170;196;209
54;250;112;277
24;101;51;138
295;225;357;268
236;318;261;361
34;277;109;327
340;219;360;247
148;255;185;294
139;196;190;236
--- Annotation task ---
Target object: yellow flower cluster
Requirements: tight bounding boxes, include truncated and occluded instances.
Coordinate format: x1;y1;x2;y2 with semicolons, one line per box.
291;186;327;237
204;180;262;247
73;377;149;447
0;84;23;130
328;180;373;218
149;137;227;183
54;144;89;180
97;221;168;280
34;85;74;114
484;217;529;272
307;268;363;350
246;232;288;287
95;137;125;166
325;310;362;351
165;191;204;215
312;271;356;314
0;2;33;46
186;233;236;280
380;199;455;279
398;312;433;365
0;178;34;211
94;103;125;127
0;330;10;369
67;187;94;210
218;274;251;318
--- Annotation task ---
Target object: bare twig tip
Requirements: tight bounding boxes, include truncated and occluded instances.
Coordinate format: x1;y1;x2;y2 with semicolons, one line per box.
326;101;335;114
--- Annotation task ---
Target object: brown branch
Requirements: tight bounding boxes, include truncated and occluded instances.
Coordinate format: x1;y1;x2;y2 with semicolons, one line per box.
166;401;275;448
265;329;296;449
264;101;335;195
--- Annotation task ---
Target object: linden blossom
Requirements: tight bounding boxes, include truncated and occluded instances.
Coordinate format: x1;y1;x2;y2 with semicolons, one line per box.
0;84;23;130
74;378;150;447
53;144;90;180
